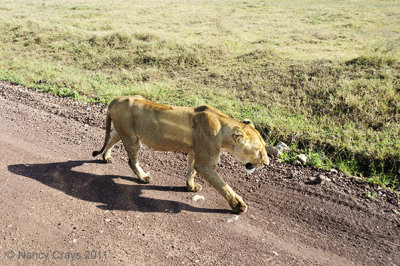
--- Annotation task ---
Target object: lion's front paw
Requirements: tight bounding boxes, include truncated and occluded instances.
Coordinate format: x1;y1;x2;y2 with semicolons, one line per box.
229;194;248;213
138;175;152;184
186;182;202;192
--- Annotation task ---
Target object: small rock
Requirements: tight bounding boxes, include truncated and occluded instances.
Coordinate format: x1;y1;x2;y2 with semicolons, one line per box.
293;160;302;166
192;195;205;202
287;170;297;179
104;218;111;223
297;154;307;164
276;141;289;151
330;168;338;173
272;251;279;256
86;106;91;111
266;146;281;157
310;174;331;185
319;174;331;183
226;215;239;223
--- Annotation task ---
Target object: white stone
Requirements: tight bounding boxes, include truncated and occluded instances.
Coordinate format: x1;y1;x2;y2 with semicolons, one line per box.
297;154;307;164
266;146;281;157
276;142;289;151
192;195;205;202
226;215;239;223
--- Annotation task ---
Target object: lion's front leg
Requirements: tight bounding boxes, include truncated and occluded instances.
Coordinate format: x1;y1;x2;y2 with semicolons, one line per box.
185;153;202;192
196;165;247;213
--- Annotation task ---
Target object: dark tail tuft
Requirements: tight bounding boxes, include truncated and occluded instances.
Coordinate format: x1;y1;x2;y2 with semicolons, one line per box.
92;150;101;157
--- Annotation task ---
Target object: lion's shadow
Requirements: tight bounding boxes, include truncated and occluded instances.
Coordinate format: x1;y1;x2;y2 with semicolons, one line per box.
8;160;230;214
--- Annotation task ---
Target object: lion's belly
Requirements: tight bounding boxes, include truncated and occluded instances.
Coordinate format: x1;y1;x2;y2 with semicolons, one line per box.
140;136;193;153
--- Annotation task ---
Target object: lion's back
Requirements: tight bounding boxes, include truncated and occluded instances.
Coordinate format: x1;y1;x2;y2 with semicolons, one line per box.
109;96;195;153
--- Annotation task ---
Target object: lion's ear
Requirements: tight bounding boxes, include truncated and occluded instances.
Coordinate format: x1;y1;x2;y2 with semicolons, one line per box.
243;119;255;128
233;126;244;144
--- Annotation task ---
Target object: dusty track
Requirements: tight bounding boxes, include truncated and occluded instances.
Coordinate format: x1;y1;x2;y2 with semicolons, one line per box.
0;82;399;265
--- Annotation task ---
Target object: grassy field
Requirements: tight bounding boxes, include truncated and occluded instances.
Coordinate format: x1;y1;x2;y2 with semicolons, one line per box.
0;0;399;189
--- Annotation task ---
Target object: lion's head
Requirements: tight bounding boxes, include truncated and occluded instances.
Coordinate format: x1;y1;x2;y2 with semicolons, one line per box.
232;119;270;174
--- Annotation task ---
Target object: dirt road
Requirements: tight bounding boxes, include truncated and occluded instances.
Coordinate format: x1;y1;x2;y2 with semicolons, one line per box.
0;82;399;265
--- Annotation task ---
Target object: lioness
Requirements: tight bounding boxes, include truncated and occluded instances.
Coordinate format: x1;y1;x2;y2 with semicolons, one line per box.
93;96;269;213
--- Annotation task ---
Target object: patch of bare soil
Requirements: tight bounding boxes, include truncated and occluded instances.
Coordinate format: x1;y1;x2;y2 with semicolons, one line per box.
0;82;399;265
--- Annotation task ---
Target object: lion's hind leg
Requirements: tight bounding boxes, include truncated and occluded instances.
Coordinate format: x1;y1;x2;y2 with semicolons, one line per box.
119;133;151;184
102;129;121;163
185;153;202;192
128;157;151;184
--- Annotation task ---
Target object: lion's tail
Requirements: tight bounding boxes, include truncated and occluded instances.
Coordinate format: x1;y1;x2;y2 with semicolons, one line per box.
92;110;112;157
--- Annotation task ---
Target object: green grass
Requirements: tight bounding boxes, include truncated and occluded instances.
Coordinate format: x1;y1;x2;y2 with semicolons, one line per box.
365;191;377;200
0;0;399;189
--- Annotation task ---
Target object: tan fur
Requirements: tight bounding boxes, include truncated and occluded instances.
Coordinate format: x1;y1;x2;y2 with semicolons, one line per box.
93;96;269;213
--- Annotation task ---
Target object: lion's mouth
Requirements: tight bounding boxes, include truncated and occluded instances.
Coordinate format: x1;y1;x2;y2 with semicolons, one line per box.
245;163;255;170
245;163;256;174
